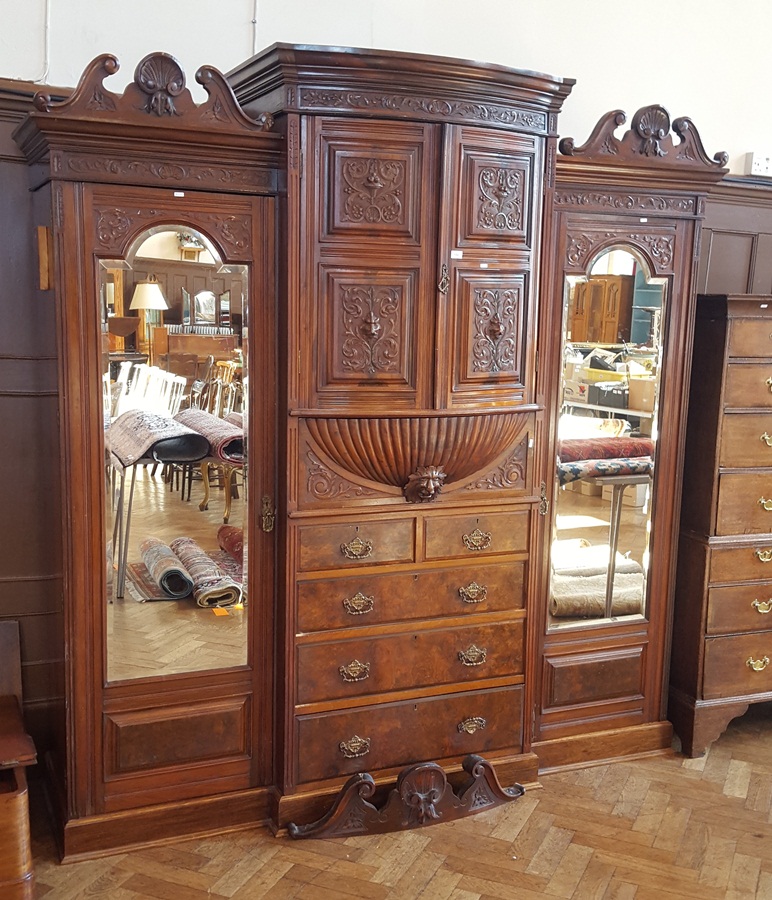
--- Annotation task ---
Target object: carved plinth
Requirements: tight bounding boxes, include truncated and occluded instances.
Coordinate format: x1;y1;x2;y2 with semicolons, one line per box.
286;755;524;839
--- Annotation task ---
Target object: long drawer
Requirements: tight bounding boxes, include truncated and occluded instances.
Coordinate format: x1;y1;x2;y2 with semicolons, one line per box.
295;684;522;784
720;413;772;468
716;473;772;535
710;541;772;583
707;583;772;634
296;561;525;633
703;633;772;699
297;619;524;704
297;519;415;571
423;510;529;561
724;364;772;409
728;319;772;359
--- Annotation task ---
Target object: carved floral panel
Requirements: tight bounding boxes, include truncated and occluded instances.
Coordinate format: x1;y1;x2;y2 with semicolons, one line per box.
461;151;530;246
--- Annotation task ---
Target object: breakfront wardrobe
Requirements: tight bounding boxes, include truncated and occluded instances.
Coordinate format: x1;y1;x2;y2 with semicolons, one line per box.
12;43;728;856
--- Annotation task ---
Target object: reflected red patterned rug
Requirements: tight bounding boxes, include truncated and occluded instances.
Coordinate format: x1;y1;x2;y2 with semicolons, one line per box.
126;550;243;602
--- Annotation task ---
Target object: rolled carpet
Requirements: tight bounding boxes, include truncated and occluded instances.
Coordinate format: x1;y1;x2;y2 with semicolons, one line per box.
108;409;210;468
169;536;243;608
138;537;194;599
217;524;244;565
549;572;644;618
174;408;243;463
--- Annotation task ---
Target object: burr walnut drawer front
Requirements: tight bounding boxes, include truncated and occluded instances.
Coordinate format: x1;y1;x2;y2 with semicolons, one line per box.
295;684;522;784
719;413;772;467
296;561;525;633
297;519;415;572
296;619;524;704
727;318;772;359
724;364;772;409
716;473;772;536
423;511;530;561
709;542;772;583
703;633;772;699
707;583;772;635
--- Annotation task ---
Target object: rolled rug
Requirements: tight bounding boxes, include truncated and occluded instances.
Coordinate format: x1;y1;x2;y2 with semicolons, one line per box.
108;409;210;468
174;408;243;463
139;537;194;599
217;524;244;565
549;572;644;618
169;536;243;608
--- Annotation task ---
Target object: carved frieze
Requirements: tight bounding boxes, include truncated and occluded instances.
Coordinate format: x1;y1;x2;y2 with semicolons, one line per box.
555;191;695;214
566;230;674;274
299;89;547;132
340;284;401;376
340;158;405;225
472;288;518;374
477;166;523;232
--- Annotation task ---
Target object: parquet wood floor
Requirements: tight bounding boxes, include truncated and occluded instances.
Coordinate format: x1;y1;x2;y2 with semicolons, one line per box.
30;703;772;898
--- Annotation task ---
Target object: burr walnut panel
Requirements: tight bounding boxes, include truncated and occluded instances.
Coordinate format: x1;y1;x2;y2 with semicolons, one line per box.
296;561;525;633
295;684;523;784
423;510;530;561
296;619;524;704
297;519;416;572
543;647;645;709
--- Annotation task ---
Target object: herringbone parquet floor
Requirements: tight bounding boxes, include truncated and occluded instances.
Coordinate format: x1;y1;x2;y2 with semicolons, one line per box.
31;703;772;899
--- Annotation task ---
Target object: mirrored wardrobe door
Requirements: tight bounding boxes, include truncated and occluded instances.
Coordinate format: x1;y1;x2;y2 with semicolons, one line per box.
100;224;250;681
548;246;666;630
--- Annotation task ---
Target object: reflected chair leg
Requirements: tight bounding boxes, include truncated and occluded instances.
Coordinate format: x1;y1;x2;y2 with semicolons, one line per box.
116;466;137;600
605;484;626;616
199;462;211;511
223;466;235;524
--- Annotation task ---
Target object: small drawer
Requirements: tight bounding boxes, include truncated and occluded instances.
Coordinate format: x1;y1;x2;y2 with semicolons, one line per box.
716;473;772;536
724;364;772;409
720;413;772;468
296;562;525;633
297;519;415;572
297;619;524;704
710;542;772;583
703;633;772;699
728;319;772;359
423;511;529;561
295;684;522;784
707;583;772;635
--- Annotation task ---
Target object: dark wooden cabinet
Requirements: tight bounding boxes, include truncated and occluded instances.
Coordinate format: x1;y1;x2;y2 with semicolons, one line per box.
671;294;772;755
570;274;634;343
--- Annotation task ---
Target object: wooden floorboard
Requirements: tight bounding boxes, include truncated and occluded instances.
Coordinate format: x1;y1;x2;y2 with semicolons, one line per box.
29;702;772;898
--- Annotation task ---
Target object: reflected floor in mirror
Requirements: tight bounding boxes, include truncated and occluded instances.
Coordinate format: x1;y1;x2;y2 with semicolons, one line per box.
107;465;247;681
549;482;648;626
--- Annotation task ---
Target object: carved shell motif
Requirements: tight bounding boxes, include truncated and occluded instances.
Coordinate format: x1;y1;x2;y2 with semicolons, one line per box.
134;53;185;116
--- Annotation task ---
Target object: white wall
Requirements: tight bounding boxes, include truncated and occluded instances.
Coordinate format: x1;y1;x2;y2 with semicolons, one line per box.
1;0;768;174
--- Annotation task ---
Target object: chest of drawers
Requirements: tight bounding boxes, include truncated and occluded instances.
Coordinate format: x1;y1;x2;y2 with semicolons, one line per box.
671;295;772;756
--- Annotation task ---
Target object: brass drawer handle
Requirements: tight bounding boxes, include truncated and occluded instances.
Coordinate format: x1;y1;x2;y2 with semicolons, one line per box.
760;498;772;512
458;644;487;666
462;528;492;552
339;734;370;758
766;376;772;393
457;716;487;735
339;659;370;682
343;592;374;615
458;582;488;604
755;549;772;563
752;599;772;614
340;536;373;559
747;655;770;672
761;432;772;447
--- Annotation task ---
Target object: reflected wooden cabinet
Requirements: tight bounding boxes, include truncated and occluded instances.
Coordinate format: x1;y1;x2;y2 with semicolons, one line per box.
671;295;772;756
570;274;634;343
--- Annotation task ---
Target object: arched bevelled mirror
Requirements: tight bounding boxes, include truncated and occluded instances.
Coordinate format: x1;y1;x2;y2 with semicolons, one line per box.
100;224;249;681
548;246;665;629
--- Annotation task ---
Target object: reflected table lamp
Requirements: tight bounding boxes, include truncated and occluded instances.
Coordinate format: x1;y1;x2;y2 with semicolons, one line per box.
130;276;168;359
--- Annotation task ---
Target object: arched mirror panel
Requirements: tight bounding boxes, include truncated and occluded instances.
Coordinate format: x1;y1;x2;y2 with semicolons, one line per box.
548;245;666;630
100;223;249;681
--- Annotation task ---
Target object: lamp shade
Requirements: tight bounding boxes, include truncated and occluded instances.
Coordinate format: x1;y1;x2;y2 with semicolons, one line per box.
129;277;168;311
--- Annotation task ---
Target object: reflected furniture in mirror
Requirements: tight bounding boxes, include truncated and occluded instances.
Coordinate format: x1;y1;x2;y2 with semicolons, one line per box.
672;294;772;755
533;106;727;770
13;53;281;857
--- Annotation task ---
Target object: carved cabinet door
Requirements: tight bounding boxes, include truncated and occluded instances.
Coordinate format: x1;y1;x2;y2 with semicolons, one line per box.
434;125;543;410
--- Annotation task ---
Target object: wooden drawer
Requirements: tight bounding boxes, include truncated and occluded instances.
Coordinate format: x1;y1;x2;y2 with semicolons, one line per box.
296;561;525;633
297;519;415;572
707;583;772;635
720;413;772;468
728;318;772;358
297;619;524;704
724;364;772;409
710;541;772;583
703;633;772;699
295;684;522;783
423;511;529;561
716;473;772;536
